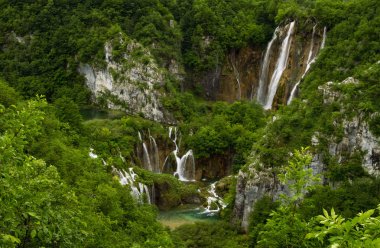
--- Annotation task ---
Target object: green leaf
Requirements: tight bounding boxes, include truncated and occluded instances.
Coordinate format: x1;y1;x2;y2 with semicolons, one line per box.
31;229;36;239
1;234;21;244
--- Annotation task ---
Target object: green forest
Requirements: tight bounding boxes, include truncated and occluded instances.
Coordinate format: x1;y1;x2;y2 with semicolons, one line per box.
0;0;379;247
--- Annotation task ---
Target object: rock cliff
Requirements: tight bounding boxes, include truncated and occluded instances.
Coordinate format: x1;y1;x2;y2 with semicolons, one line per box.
78;34;171;123
232;77;380;231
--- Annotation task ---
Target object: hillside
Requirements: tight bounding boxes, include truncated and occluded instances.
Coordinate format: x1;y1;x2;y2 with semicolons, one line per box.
0;0;379;247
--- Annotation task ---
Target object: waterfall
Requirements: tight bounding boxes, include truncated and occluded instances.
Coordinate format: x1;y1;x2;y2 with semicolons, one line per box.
264;21;295;109
287;25;327;105
142;142;153;171
89;148;98;159
149;135;160;173
201;182;227;216
232;62;242;100
119;150;126;163
256;28;279;104
114;167;151;204
321;26;327;50
137;131;161;173
169;127;196;181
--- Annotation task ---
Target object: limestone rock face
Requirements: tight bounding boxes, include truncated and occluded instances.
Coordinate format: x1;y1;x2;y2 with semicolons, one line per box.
232;166;281;230
315;78;380;176
78;36;171;123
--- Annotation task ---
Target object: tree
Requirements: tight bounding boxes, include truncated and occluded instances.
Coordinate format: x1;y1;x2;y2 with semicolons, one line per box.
0;99;86;247
255;147;320;248
307;206;380;247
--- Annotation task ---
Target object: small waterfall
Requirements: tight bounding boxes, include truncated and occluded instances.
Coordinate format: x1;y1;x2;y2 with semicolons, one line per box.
321;26;327;50
114;167;151;204
89;148;98;159
169;127;196;181
142;142;153;171
232;62;242;100
138;131;161;173
256;28;279;104
149;135;160;173
119;150;126;163
264;21;295;109
201;182;227;216
287;25;327;105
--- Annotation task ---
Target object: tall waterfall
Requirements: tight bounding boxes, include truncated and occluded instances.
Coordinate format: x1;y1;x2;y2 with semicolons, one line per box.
169;127;195;181
287;25;327;105
149;135;160;173
142;142;153;171
232;62;242;100
264;21;295;109
138;131;161;173
256;28;279;104
321;26;327;50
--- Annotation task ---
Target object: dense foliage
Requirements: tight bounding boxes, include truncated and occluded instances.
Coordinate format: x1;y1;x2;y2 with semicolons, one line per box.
0;0;379;247
0;87;174;247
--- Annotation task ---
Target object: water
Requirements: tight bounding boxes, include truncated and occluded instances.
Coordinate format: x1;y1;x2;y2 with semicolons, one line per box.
89;148;98;159
80;107;124;120
256;27;279;104
287;25;327;105
264;21;295;110
321;26;327;50
287;24;316;105
149;135;160;173
232;62;242;100
157;206;219;229
113;167;151;204
142;142;153;171
201;182;227;215
169;127;196;181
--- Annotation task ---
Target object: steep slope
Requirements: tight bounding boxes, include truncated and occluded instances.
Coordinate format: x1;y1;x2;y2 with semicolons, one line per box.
231;0;380;230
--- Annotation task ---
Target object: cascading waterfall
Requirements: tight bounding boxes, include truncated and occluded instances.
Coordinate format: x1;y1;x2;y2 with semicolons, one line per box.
137;131;161;173
114;167;151;204
169;127;195;181
201;182;227;216
256;28;279;104
287;25;327;105
264;21;295;109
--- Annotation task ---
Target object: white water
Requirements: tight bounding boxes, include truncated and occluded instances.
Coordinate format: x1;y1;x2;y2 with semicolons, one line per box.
149;135;160;173
114;167;151;204
264;21;295;109
232;62;242;100
256;28;279;104
201;182;227;216
169;127;196;181
287;25;327;105
321;27;327;50
89;148;98;159
142;142;153;171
